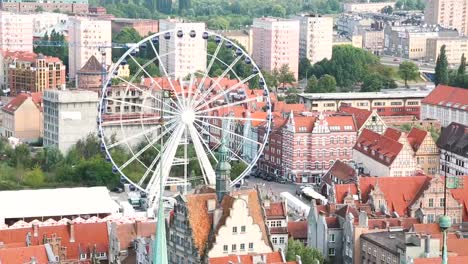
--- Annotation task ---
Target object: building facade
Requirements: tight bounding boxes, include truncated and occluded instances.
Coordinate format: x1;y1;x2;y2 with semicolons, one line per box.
1;93;42;141
264;201;288;252
223;29;253;55
159;19;206;79
424;0;468;36
3;51;66;95
252;17;299;79
111;18;159;37
0;0;88;14
437;122;468;179
43;89;99;154
407;127;439;175
68;17;112;79
300;90;428;118
343;2;396;13
421;85;468;127
0;11;33;52
296;14;333;64
426;37;468;64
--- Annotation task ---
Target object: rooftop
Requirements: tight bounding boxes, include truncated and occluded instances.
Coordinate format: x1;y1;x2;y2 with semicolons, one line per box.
0;187;119;220
300;90;430;100
354;129;403;166
422;85;468;110
436;122;468;158
361;231;406;254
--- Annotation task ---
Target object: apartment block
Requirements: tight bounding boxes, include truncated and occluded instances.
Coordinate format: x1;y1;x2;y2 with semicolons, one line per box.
111;18;159;37
425;0;468;36
296;14;333;64
43;89;99;154
159;19;206;79
252;17;299;79
426;37;468;64
0;0;88;14
223;29;253;55
68;17;112;79
0;11;33;52
343;2;396;13
2;51;66;95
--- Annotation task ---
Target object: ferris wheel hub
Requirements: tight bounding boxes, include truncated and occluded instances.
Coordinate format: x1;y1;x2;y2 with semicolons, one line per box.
180;109;196;125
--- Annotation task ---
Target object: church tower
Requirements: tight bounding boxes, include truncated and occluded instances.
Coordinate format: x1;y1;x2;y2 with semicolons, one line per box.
215;137;231;204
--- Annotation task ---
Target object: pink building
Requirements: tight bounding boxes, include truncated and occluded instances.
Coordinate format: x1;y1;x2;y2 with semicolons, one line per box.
252;17;300;80
0;11;33;52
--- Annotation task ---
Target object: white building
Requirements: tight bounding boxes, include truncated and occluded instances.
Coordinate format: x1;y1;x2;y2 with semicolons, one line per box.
68;17;112;78
158;19;206;79
32;12;68;37
343;2;396;13
43;89;99;154
0;11;33;52
297;14;333;64
421;85;468;127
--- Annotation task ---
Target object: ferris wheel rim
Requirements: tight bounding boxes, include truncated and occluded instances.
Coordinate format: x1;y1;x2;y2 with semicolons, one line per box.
98;29;273;195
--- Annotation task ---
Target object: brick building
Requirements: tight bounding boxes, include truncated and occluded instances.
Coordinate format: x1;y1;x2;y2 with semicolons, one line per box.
4;51;66;95
111;18;159;37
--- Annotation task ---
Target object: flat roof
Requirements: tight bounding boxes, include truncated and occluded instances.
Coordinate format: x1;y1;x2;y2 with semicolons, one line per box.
299;90;430;101
0;187;119;219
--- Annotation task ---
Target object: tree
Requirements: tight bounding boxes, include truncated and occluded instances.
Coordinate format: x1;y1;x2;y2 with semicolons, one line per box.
435;45;449;85
276;64;296;90
178;0;191;15
299;57;312;79
272;4;286;17
305;75;318;93
230;161;247;180
458;53;466;75
382;5;393;14
24;167;45;187
35;6;44;12
285;88;300;103
316;74;336;93
361;73;384;92
207;16;230;30
398;61;419;87
286;239;325;263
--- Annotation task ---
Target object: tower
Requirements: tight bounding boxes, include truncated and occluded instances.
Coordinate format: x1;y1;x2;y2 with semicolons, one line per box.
215;137;231;204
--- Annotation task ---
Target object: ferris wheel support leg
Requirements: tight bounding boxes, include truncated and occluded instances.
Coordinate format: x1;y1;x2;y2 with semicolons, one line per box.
188;123;216;185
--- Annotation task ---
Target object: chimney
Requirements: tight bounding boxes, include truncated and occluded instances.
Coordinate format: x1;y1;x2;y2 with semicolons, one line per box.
68;221;75;243
424;235;431;256
135;220;141;236
32;223;38;237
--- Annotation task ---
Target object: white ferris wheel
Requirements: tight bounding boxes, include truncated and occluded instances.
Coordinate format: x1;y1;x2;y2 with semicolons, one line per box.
97;29;272;209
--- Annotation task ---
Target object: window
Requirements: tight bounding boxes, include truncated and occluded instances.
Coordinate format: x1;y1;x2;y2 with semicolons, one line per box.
440;198;445;207
328;248;336;256
241;226;246;233
232;226;237;234
240;243;245;251
428;198;434;207
272;237;278;244
428;214;435;223
223;245;228;252
329;233;335;242
279;237;285;244
80;254;87;260
249;243;254;251
232;244;237;252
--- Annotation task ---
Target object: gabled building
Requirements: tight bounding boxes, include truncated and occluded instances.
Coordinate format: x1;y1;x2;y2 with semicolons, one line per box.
339;105;387;135
437;122;468;179
209;251;300;264
353;128;418;177
407;127;440;175
1;92;42;141
264;200;288;252
421;85;468;127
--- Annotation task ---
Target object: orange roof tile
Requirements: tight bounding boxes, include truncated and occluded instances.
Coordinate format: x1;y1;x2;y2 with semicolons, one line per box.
414;256;468;264
448;236;468;256
287;221;307;240
354;129;403;166
450;177;468;221
2;93;42;113
273;102;307;113
339;105;372;129
115;221;156;249
209;251;291;264
335;176;432;216
265;202;287;219
383;127;402;141
407;127;428;152
0;245;48;264
411;223;441;235
322;160;357;185
421;85;468;108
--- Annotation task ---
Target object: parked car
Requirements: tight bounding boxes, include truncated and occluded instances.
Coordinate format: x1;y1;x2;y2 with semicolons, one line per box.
276;177;287;184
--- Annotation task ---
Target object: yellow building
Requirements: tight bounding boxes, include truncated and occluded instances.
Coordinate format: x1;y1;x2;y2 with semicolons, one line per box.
1;93;42;142
223;29;253;55
426;37;468;64
407;127;440;175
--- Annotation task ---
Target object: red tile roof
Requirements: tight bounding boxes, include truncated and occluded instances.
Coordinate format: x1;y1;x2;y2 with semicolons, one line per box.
411;223;441;235
448;236;468;256
322;160;357;185
265;202;287;219
326;217;340;228
209;251;295;264
287;221;307;240
335;176;432;216
0;222;109;261
421;85;468;109
0;245;49;264
115;221;156;250
273;102;307;113
450;177;468;221
354;129;403;166
407;127;428;152
366;218;419;230
339;105;372;129
4;50;63;64
383;127;402;141
2;93;42;113
414;256;468;264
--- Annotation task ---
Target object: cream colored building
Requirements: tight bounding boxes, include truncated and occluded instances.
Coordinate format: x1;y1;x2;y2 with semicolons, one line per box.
296;14;333;64
343;2;396;13
360;28;384;54
0;11;33;52
1;93;42;142
223;29;253;54
159;19;206;79
426;37;468;64
425;0;468;36
332;34;363;49
68;17;112;79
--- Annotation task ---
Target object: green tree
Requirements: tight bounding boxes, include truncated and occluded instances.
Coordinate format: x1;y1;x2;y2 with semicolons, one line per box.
74;156;119;188
272;4;286;17
208;16;230;30
285;88;300;103
299;57;312;79
435;45;449;85
398;61;419;87
382;5;393;14
24;167;45;187
34;30;69;74
316;74;337;92
178;0;191;14
286;239;325;263
276;64;296;90
458;53;466;75
230;161;247;180
305;75;318;93
361;73;384;92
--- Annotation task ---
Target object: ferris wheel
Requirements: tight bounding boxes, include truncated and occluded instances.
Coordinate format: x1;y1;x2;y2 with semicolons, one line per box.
97;29;272;208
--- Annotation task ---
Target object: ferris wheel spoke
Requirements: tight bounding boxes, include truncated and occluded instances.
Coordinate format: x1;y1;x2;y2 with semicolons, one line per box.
148;40;184;110
106;118;177;149
105;98;166;114
115;76;180;114
118;121;179;171
137;135;172;186
195;115;267;123
101;115;173;126
194;73;259;111
128;54;157;80
196;96;262;115
192;54;244;109
194;118;262;146
189;39;224;107
190;122;218;163
187;123;216;184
